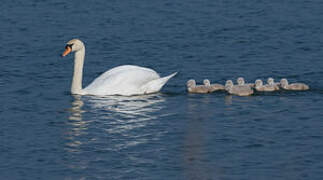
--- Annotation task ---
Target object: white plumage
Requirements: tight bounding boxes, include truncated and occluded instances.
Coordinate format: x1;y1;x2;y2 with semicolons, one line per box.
62;39;177;96
84;65;177;96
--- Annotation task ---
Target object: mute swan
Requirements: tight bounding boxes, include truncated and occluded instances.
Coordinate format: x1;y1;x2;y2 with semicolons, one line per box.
186;79;210;93
280;78;309;91
203;79;225;92
225;80;254;96
62;39;177;96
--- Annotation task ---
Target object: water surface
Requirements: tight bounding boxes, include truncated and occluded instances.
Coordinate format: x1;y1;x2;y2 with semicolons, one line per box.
1;0;323;179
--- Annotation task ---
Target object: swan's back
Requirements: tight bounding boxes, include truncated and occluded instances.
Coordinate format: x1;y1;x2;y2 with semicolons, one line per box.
84;65;161;95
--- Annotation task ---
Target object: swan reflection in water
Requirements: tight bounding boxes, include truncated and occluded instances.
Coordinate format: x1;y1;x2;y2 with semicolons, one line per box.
66;93;166;152
64;94;166;178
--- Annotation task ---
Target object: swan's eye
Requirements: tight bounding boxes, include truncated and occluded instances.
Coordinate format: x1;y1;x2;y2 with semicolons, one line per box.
65;44;73;49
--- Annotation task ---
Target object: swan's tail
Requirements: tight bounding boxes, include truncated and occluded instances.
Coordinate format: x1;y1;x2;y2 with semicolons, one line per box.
141;72;177;94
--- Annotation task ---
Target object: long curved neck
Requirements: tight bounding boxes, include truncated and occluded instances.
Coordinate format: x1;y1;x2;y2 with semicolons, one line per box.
71;47;85;94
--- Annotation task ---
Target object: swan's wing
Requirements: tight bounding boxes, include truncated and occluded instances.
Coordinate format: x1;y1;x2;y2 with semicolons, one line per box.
89;65;156;85
84;65;161;95
140;72;177;94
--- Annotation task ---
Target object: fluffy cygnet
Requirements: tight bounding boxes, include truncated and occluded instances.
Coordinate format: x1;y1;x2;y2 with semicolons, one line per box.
203;79;225;92
267;77;280;89
187;79;210;93
254;79;278;92
237;77;255;88
280;78;309;91
225;80;254;96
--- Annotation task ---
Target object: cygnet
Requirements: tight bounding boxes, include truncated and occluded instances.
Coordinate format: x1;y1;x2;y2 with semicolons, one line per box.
225;80;254;96
267;77;280;90
254;79;278;92
237;77;255;88
187;79;210;93
280;78;309;91
203;79;225;92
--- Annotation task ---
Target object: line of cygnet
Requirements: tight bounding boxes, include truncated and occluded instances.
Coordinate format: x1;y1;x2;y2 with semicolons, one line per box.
187;77;309;96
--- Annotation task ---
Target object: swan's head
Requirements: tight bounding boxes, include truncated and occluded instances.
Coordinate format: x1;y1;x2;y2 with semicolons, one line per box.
187;79;196;88
237;77;245;85
62;39;85;57
280;78;288;87
203;79;211;86
255;79;263;87
225;80;233;90
267;77;274;85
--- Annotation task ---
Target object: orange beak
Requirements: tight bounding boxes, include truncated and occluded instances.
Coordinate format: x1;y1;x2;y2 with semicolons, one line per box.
62;46;72;57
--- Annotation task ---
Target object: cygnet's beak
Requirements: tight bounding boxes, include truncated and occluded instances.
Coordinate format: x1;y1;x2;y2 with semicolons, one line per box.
61;46;72;57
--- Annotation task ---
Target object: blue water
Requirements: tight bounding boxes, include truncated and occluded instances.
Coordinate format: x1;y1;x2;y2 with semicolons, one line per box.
1;0;323;179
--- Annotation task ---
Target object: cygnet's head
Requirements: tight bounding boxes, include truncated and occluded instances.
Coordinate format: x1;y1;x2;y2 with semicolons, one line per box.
62;39;85;57
237;77;245;85
187;79;196;87
255;79;263;87
225;80;233;89
280;78;288;87
203;79;211;86
267;77;274;85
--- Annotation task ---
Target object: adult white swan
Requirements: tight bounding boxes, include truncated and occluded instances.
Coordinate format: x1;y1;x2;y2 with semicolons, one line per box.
62;39;177;96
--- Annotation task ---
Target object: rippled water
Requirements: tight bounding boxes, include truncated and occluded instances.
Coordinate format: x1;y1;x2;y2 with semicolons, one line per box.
1;0;323;179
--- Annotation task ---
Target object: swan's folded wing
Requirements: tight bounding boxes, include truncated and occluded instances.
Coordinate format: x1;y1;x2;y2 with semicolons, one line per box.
141;72;177;94
83;65;163;96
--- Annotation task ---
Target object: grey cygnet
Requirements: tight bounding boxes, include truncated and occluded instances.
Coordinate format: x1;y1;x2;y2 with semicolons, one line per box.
280;78;309;91
255;78;279;92
237;77;255;88
187;79;210;93
225;80;254;96
203;79;225;92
